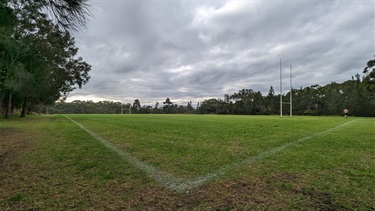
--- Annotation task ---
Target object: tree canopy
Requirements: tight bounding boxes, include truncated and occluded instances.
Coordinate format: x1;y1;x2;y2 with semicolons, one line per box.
362;56;375;105
0;0;91;117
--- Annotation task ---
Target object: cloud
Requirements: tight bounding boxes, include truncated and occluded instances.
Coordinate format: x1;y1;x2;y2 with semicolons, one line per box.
69;0;374;106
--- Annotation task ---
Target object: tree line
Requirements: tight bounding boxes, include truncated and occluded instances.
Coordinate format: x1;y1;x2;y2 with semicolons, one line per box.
196;76;374;117
46;71;374;117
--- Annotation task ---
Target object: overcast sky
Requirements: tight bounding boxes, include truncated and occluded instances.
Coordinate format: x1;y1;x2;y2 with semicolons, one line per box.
68;0;374;106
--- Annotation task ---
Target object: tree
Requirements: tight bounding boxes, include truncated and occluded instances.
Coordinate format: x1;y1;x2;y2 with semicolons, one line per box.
1;1;91;117
229;89;263;115
264;86;277;114
132;99;141;113
362;57;375;107
293;85;321;115
43;0;91;32
4;0;91;32
0;1;23;117
197;98;220;114
319;82;343;115
186;101;194;113
20;17;90;117
364;57;375;82
163;97;172;105
163;97;173;113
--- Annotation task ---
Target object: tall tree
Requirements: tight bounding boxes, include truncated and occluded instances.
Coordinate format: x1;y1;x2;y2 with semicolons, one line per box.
1;1;91;117
0;1;25;117
19;16;90;117
320;82;343;115
264;86;277;114
362;56;375;108
186;101;194;113
132;99;141;113
163;97;173;113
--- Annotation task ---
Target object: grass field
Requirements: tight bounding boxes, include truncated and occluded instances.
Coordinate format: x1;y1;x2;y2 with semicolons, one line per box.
1;114;374;210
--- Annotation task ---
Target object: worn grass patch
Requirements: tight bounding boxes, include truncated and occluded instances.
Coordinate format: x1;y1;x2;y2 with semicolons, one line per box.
0;116;150;209
0;115;374;210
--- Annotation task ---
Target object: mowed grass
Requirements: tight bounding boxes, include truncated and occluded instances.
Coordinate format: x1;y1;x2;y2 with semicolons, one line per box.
0;114;374;210
63;114;360;177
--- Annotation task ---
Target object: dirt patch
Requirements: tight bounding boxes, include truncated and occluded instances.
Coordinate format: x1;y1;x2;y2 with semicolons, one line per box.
300;188;348;211
228;140;245;157
123;173;306;210
123;172;354;210
0;128;29;170
0;127;33;207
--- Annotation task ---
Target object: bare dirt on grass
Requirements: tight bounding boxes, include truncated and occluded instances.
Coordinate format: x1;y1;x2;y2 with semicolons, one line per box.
0;127;31;206
0;127;368;210
125;172;350;210
0;128;29;176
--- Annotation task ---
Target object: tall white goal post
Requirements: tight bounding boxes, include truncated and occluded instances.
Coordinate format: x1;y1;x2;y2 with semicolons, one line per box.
280;59;293;117
290;64;293;117
280;59;282;117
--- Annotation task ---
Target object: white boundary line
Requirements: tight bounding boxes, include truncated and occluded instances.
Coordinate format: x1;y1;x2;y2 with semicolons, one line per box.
64;116;187;191
65;115;357;192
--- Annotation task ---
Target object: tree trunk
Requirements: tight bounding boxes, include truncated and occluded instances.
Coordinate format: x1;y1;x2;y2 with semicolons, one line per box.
5;91;12;118
0;92;5;115
20;96;27;118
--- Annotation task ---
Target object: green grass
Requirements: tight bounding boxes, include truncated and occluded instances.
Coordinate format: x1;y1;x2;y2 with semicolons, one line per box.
0;114;374;209
64;114;357;177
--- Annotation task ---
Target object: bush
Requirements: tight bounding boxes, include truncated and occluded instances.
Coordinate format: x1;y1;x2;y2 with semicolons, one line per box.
303;110;315;116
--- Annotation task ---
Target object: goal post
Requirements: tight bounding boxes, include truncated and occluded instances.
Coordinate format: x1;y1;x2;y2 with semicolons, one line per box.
280;59;293;117
280;58;283;117
120;103;132;114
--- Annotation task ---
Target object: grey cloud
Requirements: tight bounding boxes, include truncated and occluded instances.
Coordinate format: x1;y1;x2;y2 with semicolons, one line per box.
69;0;374;105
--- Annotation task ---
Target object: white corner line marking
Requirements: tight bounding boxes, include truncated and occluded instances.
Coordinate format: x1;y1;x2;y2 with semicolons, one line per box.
64;115;358;192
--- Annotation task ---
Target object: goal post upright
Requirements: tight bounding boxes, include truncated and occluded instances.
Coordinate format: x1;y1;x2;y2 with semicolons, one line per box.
120;101;132;114
290;64;293;117
280;58;282;118
280;59;293;118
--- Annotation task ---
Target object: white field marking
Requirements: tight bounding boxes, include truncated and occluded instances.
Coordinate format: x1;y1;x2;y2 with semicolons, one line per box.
65;115;358;193
178;119;359;191
64;115;188;191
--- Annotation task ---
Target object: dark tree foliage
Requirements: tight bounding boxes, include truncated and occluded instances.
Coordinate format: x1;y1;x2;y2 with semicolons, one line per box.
163;97;174;114
6;0;91;32
361;56;375;107
0;0;91;117
43;0;91;32
132;99;141;113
